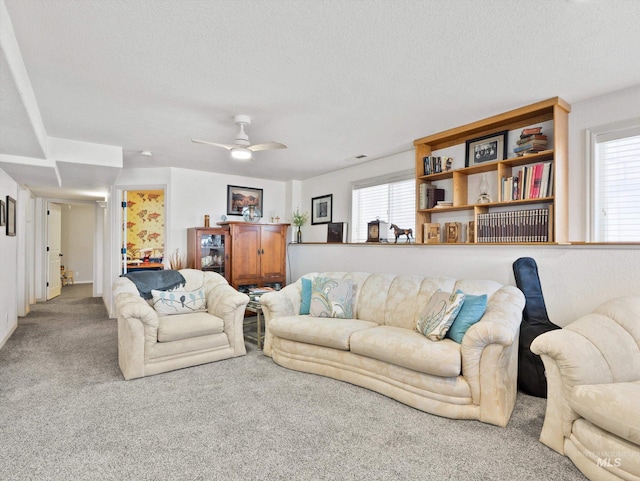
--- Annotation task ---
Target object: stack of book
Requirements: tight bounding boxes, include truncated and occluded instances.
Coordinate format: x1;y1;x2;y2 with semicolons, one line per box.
418;183;445;209
514;127;548;156
501;161;553;201
476;207;551;243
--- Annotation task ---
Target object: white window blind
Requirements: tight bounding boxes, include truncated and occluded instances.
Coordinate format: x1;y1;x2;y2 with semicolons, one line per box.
592;124;640;242
351;172;415;242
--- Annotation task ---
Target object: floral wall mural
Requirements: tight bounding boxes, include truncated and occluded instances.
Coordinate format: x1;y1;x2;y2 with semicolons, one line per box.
125;190;165;261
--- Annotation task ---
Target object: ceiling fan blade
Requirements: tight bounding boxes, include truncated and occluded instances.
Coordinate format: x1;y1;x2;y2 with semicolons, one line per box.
191;139;235;150
248;141;287;152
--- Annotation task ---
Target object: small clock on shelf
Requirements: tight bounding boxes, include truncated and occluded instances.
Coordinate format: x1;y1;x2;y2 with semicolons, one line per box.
367;219;389;243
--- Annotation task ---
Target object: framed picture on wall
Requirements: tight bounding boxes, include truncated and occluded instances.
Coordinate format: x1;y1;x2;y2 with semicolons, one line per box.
226;185;264;216
311;194;332;225
0;199;5;227
6;196;16;236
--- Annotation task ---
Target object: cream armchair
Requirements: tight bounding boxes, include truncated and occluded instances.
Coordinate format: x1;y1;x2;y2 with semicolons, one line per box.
113;269;249;380
531;296;640;481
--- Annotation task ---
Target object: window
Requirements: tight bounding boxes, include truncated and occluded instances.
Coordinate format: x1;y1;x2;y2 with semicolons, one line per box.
351;171;415;242
590;120;640;242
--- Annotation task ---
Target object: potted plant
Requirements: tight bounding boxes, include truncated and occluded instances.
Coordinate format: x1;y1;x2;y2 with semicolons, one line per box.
291;208;309;243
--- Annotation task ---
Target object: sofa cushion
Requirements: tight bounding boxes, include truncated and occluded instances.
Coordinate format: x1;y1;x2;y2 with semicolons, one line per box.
416;290;465;341
350;325;462;377
269;315;378;350
157;311;225;342
309;277;355;318
447;293;488;343
151;288;206;315
569;381;640;445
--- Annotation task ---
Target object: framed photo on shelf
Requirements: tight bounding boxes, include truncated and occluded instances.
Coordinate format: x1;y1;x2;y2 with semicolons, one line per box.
226;185;263;216
6;195;16;236
465;130;508;167
327;222;347;243
311;194;332;225
445;222;461;243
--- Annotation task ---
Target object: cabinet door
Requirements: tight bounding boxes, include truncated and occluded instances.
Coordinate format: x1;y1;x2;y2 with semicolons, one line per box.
187;228;230;281
231;224;261;284
260;225;287;279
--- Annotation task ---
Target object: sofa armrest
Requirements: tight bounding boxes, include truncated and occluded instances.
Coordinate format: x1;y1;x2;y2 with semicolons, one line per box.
460;285;525;426
206;284;250;354
260;284;300;357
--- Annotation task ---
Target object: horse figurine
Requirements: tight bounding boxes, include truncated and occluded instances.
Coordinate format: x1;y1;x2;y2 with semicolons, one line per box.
390;224;413;244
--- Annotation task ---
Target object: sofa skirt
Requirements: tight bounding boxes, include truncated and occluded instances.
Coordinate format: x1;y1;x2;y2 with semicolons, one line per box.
271;336;479;421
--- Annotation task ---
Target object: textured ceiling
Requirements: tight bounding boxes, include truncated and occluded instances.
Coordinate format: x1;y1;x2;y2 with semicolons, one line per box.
2;0;640;199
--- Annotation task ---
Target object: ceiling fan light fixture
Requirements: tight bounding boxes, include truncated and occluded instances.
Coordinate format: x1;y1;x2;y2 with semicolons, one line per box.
230;147;252;161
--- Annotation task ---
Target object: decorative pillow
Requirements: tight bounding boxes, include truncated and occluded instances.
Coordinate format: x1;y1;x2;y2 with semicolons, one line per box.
151;288;207;316
416;290;465;341
300;277;313;315
447;293;488;343
309;277;354;319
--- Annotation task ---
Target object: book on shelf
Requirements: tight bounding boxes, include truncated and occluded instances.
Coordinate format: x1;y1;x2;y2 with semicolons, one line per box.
516;134;548;145
419;184;445;209
521;126;543;136
467;221;475;243
505;161;553;201
476;207;551;243
423;156;453;175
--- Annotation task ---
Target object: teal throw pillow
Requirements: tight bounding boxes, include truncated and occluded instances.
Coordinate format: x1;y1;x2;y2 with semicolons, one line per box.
447;293;488;343
300;277;312;315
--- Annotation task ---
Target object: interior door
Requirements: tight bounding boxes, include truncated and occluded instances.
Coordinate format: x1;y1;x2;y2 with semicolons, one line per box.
260;225;286;280
47;203;62;300
231;224;261;286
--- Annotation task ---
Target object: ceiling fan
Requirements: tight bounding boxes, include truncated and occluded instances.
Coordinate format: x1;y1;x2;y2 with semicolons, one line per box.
192;115;287;160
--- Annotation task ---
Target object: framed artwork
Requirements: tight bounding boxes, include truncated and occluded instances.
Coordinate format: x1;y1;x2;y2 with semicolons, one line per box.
6;196;16;236
327;222;347;243
0;199;5;227
465;130;508;167
311;194;332;225
226;185;263;216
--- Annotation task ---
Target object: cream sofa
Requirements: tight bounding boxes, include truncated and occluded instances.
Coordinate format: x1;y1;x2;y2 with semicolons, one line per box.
113;269;249;380
260;272;525;427
531;296;640;481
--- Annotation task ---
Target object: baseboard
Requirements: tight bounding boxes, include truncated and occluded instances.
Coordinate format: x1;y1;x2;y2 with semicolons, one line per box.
0;323;18;350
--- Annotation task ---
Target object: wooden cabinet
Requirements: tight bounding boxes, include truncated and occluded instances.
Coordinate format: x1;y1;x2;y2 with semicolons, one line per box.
218;222;289;290
187;227;230;281
414;97;570;244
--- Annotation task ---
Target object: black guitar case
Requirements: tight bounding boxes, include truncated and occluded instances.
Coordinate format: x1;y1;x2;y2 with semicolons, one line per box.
512;257;560;398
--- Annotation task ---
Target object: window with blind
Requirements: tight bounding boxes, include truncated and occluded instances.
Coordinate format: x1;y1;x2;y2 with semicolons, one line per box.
351;171;415;243
590;120;640;242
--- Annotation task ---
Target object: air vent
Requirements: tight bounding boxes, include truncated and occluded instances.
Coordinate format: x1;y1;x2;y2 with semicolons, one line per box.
355;154;367;159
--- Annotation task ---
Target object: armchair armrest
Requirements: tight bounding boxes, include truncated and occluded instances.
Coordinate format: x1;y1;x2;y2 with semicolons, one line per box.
206;283;250;354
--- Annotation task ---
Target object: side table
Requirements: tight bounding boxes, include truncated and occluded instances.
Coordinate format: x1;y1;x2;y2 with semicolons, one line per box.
245;299;264;350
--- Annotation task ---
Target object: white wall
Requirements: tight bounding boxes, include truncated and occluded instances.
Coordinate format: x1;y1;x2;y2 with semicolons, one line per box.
288;243;640;327
60;203;95;283
0;168;19;347
568;84;640;241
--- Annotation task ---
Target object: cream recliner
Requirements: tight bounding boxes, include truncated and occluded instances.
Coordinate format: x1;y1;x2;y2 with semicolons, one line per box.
531;296;640;481
113;269;248;380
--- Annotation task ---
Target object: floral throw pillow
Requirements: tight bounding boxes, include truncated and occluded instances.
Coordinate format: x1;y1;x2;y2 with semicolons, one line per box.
151;288;207;316
416;290;465;341
309;277;354;319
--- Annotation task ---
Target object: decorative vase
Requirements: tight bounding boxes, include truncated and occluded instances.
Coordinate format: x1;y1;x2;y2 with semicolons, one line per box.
296;226;302;243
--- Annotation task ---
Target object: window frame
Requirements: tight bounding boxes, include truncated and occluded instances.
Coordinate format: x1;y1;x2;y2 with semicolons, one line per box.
350;170;415;243
587;117;640;242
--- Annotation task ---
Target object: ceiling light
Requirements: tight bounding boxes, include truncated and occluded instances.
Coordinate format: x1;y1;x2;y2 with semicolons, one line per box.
140;150;153;157
231;147;252;161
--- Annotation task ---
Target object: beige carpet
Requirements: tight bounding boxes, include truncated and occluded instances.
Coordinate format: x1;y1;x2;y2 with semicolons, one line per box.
0;284;586;480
